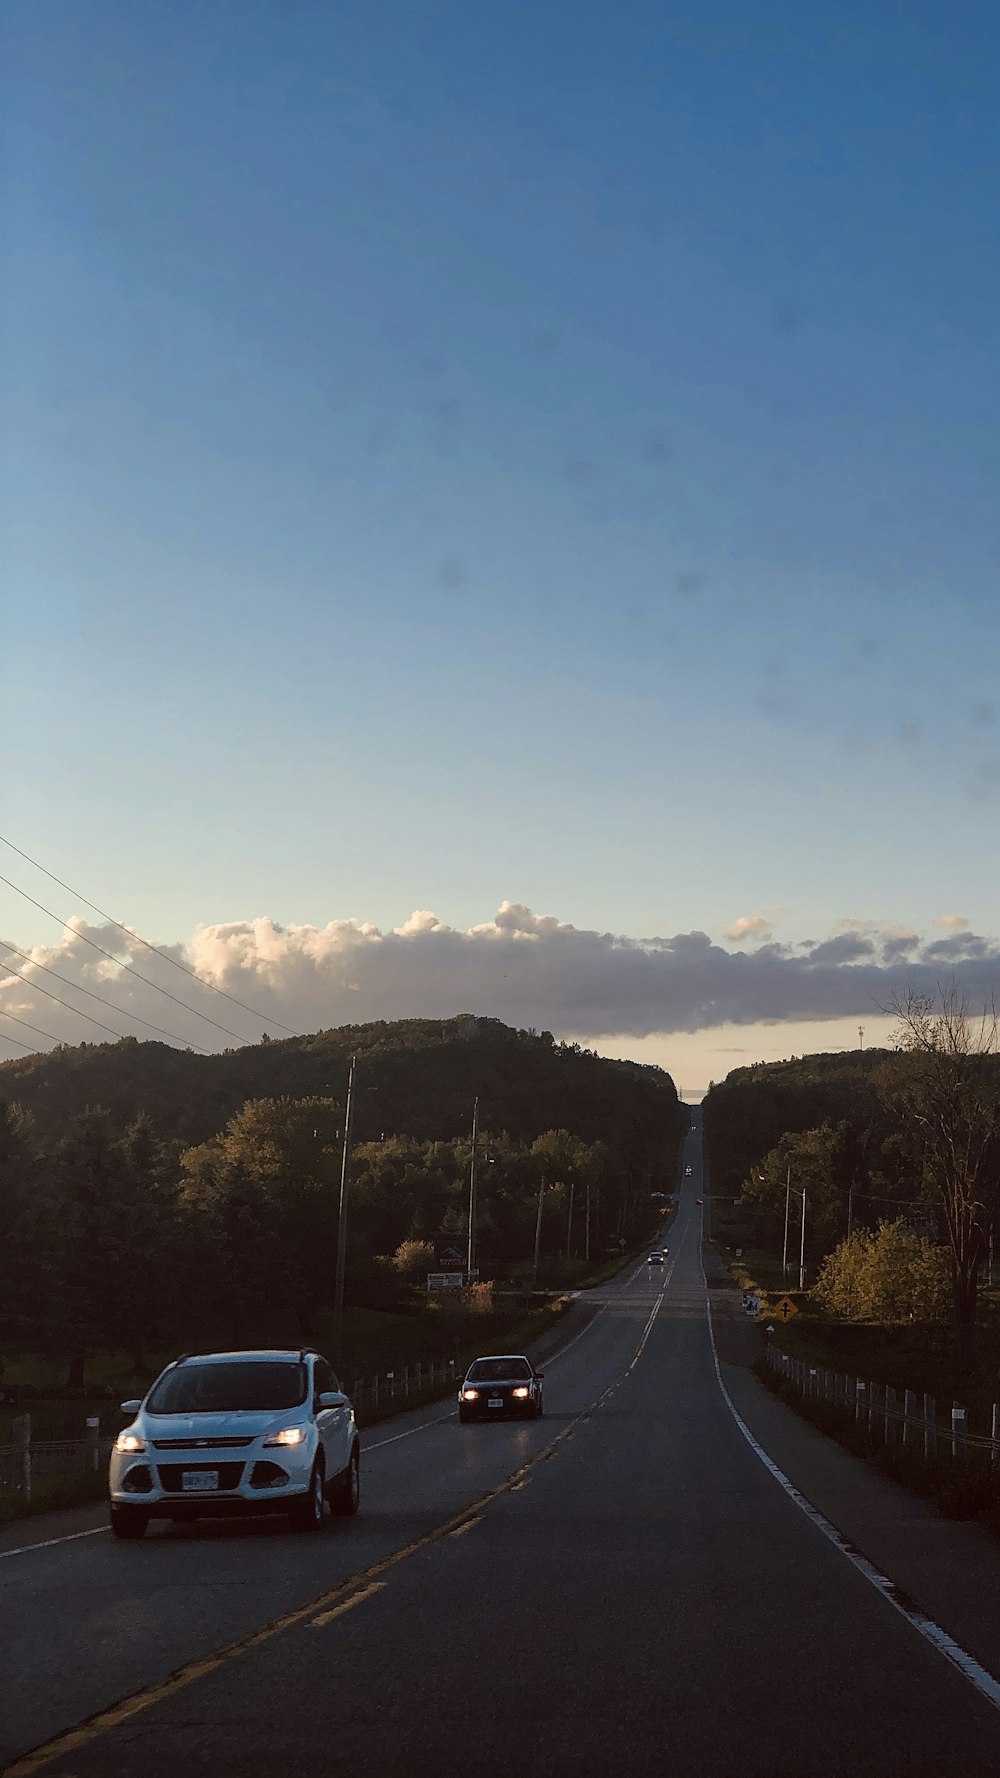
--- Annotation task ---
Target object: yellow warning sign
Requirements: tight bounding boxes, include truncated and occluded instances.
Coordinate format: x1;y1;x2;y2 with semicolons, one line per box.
772;1296;798;1322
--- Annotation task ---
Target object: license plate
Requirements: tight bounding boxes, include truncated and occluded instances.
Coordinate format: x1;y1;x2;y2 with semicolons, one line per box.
488;1397;503;1409
182;1470;219;1491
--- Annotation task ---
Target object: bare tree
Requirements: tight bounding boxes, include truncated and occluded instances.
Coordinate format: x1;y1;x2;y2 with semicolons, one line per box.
877;986;1000;1368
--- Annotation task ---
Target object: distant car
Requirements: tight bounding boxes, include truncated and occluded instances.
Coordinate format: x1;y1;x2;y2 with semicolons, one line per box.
695;1198;703;1206
647;1251;665;1265
685;1165;692;1175
108;1349;360;1540
459;1355;543;1422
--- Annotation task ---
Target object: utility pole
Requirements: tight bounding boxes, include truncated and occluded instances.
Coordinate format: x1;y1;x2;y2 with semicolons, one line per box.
858;1026;864;1050
566;1180;575;1259
332;1055;356;1369
847;1185;854;1240
531;1175;546;1297
585;1178;591;1264
782;1166;792;1281
466;1096;479;1282
799;1187;807;1291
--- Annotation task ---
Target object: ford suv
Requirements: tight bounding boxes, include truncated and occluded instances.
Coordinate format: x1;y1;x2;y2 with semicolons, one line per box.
108;1348;360;1539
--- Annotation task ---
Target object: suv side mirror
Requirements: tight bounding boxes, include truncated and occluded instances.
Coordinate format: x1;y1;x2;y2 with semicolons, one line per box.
119;1399;142;1415
317;1390;348;1410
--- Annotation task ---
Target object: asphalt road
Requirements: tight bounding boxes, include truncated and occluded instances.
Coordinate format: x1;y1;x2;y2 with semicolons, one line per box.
4;1115;1000;1777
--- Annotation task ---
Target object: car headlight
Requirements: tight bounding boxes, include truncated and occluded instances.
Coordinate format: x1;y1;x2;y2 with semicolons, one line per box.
115;1431;146;1454
512;1386;530;1399
461;1388;479;1401
263;1426;309;1447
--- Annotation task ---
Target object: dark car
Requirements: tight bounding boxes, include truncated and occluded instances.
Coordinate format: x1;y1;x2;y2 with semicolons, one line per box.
459;1355;543;1423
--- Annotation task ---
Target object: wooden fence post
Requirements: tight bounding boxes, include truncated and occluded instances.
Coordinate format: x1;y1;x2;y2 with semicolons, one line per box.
855;1379;866;1425
992;1403;999;1476
951;1402;967;1461
903;1389;918;1453
13;1413;31;1500
85;1416;101;1473
923;1394;936;1461
885;1387;896;1447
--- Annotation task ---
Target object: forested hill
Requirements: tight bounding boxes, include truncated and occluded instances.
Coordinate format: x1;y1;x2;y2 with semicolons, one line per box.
703;1049;893;1201
0;1015;681;1159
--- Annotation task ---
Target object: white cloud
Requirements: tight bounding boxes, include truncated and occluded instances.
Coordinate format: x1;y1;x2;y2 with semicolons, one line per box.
2;901;999;1058
934;914;969;930
723;914;775;943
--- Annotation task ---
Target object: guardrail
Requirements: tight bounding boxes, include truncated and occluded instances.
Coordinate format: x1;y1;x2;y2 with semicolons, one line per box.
763;1342;1000;1474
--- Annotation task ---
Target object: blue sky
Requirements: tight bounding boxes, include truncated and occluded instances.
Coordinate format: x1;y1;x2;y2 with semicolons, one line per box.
3;1;999;1089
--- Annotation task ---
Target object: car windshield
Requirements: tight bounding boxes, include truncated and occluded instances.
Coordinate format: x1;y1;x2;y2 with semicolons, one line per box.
467;1358;532;1382
146;1361;308;1414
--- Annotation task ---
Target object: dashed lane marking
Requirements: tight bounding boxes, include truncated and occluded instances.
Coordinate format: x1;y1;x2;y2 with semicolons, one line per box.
309;1583;385;1628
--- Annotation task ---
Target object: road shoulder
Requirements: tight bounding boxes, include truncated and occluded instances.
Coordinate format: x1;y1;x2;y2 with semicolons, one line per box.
708;1264;1000;1685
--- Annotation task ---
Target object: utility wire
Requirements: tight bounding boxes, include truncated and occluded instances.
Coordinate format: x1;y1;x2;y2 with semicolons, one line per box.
0;1004;71;1048
0;872;250;1044
0;954;206;1052
0;940;211;1052
0;1028;37;1053
0;833;297;1033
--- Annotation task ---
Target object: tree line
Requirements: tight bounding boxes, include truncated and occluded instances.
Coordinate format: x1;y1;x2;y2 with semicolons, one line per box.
704;992;1000;1367
0;1017;682;1378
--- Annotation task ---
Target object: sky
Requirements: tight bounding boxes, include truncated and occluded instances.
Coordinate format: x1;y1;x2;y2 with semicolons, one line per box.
2;0;999;1094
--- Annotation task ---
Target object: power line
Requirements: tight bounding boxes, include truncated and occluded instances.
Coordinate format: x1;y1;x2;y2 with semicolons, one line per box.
0;872;249;1045
0;833;297;1033
0;954;206;1052
0;1004;71;1049
0;940;211;1052
0;1028;38;1053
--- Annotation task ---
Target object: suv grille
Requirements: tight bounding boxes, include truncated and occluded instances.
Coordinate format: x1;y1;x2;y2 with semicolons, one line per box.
152;1438;254;1450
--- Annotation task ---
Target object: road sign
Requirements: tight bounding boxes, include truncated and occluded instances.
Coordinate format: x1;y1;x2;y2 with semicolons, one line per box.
426;1272;464;1291
773;1296;798;1322
439;1246;463;1266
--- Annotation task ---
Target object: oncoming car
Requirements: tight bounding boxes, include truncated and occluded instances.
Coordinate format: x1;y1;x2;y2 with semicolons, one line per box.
459;1355;543;1422
646;1251;665;1265
108;1349;360;1540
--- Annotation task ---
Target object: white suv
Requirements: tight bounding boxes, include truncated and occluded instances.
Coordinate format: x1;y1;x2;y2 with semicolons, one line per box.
108;1348;360;1539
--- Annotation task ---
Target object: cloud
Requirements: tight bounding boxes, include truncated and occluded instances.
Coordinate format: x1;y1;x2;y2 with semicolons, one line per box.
934;914;969;930
724;914;775;943
3;902;1000;1057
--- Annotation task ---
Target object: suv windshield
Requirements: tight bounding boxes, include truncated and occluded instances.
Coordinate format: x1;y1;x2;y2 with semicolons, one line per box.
146;1361;308;1415
468;1358;532;1382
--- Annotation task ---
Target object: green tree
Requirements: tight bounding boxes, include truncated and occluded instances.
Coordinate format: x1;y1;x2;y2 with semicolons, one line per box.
814;1220;950;1322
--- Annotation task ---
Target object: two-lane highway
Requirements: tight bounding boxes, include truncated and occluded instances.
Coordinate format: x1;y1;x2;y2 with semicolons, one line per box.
0;1207;676;1769
5;1117;1000;1776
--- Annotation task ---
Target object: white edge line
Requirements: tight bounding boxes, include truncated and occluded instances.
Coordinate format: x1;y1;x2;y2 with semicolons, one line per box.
0;1525;108;1561
701;1232;1000;1716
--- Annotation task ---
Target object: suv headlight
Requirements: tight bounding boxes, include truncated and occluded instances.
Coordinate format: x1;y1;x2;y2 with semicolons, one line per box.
263;1425;309;1447
115;1431;146;1454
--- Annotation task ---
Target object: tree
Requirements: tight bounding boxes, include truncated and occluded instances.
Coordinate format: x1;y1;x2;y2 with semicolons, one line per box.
877;988;1000;1368
740;1123;849;1263
814;1220;950;1322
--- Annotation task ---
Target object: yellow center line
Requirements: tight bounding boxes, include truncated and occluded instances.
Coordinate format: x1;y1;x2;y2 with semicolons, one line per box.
447;1515;483;1539
310;1582;386;1628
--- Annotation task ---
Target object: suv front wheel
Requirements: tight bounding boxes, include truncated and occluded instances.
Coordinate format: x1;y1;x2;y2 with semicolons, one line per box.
289;1458;325;1532
109;1503;149;1540
330;1445;360;1517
